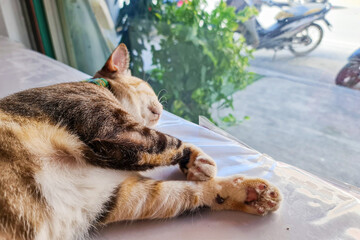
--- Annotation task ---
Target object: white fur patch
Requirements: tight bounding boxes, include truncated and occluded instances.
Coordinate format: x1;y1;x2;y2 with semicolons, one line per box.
2;115;136;239
35;163;135;240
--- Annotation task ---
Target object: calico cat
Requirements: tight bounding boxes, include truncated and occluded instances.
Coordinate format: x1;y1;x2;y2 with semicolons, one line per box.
0;44;281;240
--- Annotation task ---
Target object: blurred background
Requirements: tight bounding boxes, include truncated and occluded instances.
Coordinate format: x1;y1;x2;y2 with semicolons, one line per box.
0;0;359;187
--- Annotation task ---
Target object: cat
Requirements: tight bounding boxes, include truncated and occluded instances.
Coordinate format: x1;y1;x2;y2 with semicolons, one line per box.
0;44;281;240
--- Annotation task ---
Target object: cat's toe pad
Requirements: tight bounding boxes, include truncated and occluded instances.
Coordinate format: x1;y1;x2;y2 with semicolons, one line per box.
187;155;216;181
243;181;281;215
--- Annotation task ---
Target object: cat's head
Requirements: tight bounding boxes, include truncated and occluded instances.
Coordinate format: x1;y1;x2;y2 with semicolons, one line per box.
94;44;163;128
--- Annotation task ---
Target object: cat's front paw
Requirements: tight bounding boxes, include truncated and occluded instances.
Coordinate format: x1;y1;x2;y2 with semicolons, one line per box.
186;155;217;181
179;145;217;181
212;176;281;216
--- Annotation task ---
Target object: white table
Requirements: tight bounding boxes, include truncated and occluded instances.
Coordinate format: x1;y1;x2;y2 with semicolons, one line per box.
1;37;359;240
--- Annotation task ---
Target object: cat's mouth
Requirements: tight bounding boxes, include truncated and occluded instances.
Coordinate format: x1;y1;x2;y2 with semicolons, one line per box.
150;115;161;122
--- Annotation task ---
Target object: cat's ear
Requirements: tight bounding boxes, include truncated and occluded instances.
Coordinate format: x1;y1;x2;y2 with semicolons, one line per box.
103;43;130;74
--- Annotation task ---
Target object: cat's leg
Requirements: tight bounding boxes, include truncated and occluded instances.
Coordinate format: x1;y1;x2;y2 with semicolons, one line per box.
98;175;281;225
86;125;216;181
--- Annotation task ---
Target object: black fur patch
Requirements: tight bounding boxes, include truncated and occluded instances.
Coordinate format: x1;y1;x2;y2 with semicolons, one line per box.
154;132;168;153
215;194;226;204
177;148;191;169
175;139;182;149
85;139;153;171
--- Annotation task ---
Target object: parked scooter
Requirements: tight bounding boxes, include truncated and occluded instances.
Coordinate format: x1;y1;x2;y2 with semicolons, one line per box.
238;0;332;56
335;48;360;88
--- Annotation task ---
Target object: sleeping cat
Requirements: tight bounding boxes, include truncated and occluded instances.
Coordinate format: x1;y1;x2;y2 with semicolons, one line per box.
0;44;281;240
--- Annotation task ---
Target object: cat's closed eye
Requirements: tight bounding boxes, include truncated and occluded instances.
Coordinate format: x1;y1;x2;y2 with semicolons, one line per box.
148;106;160;115
148;105;162;121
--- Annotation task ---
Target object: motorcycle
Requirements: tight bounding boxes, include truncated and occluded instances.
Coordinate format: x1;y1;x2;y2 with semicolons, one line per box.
238;0;332;56
335;48;360;88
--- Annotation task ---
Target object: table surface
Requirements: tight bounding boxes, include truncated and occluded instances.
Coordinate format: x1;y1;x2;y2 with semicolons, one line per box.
1;36;360;240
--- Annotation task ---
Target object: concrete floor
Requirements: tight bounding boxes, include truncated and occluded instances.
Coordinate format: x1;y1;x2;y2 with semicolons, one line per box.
217;75;360;187
216;0;360;187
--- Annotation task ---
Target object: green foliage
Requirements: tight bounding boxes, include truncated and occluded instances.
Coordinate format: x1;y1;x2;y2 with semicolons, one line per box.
117;0;256;123
221;114;250;126
116;0;156;77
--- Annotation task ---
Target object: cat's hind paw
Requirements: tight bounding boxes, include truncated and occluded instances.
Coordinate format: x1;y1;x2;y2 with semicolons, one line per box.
213;176;281;216
243;181;281;215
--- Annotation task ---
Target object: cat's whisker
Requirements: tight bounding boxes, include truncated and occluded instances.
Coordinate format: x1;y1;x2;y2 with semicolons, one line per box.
157;89;168;100
158;95;168;104
158;96;165;103
160;97;168;106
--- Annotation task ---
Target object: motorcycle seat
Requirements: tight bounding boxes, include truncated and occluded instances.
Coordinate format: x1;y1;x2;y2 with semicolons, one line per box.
275;3;325;21
349;48;360;61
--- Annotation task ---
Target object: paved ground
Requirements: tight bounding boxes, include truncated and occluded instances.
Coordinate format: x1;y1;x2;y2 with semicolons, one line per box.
217;74;360;187
217;0;360;187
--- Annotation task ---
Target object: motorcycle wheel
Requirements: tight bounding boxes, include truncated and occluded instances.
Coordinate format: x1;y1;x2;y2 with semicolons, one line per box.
335;63;360;88
289;23;323;56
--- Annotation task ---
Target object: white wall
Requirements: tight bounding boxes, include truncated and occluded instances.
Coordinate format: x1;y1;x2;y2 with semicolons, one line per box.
0;0;31;48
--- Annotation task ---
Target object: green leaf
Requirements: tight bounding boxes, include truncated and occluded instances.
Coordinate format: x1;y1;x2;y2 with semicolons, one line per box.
155;13;162;20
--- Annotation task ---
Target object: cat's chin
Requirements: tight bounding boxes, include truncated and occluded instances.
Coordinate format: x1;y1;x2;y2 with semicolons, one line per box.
147;119;160;128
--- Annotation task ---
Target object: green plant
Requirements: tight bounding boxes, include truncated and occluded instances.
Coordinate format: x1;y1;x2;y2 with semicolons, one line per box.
117;0;257;123
116;0;156;77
